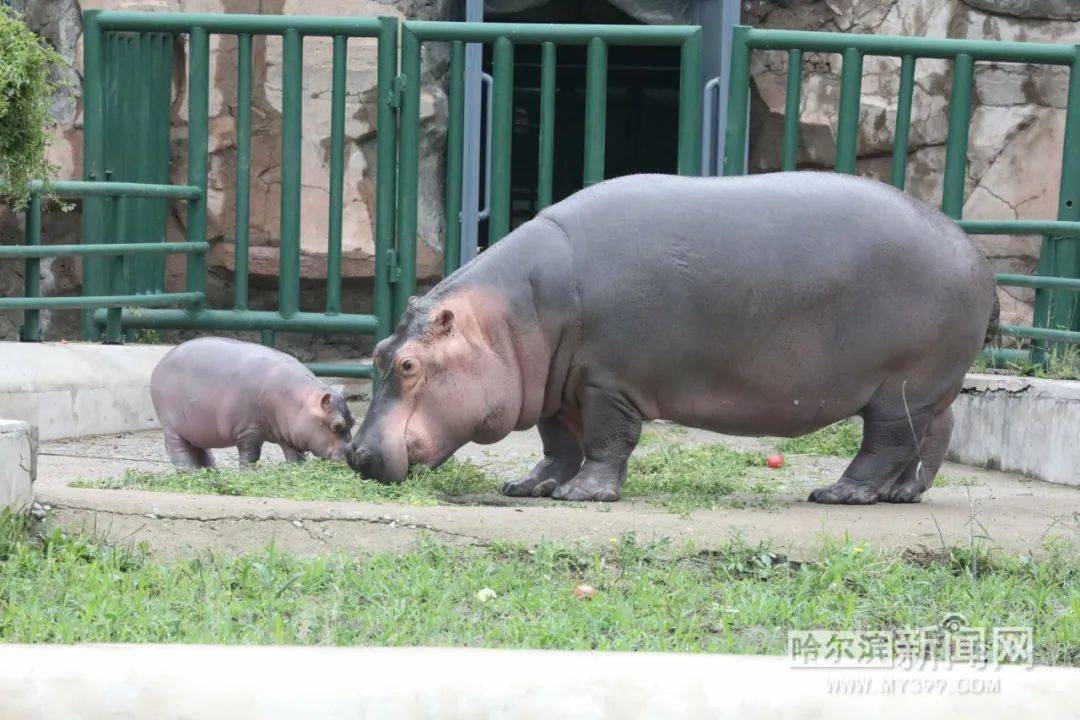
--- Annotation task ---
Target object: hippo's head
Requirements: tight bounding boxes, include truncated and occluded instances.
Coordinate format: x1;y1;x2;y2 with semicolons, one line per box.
299;389;355;461
347;290;525;484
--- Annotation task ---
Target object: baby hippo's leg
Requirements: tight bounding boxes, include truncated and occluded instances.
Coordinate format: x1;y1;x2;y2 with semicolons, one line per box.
237;432;264;467
164;429;215;470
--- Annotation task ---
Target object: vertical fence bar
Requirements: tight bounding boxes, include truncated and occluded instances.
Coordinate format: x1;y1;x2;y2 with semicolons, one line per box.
676;28;703;176
942;53;974;219
489;36;514;243
781;49;802;171
19;194;42;342
326;35;347;314
722;25;750;176
1035;47;1080;335
537;41;556;210
834;47;863;174
105;197;127;344
279;28;302;318
234;32;253;311
81;10;106;339
583;37;608;186
375;16;398;340
444;41;465;277
187;27;210;312
891;55;916;190
395;26;422;321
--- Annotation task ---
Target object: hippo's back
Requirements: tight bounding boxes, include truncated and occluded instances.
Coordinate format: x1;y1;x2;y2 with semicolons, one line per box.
531;172;995;433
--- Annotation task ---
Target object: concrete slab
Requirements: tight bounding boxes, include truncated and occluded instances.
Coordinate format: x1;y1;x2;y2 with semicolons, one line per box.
0;645;1073;719
951;374;1080;487
0;420;36;511
0;342;170;441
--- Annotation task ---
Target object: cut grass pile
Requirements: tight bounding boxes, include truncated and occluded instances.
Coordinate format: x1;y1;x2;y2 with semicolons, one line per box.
0;512;1075;664
72;444;782;512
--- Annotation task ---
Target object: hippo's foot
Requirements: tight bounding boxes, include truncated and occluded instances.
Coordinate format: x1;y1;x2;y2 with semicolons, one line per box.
877;483;925;503
807;478;879;505
503;457;583;498
551;463;622;502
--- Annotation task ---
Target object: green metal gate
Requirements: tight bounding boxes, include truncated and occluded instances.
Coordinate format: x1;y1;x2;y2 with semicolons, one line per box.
722;27;1080;357
394;20;705;324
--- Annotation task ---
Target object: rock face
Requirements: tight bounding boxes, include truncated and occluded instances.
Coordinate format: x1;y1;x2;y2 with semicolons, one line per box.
3;0;1074;340
744;0;1079;327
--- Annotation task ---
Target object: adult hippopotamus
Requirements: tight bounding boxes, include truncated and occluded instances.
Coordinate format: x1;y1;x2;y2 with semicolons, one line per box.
151;337;354;468
347;172;997;504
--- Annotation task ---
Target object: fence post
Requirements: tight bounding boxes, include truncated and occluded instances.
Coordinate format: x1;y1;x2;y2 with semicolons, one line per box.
444;41;465;277
186;27;210;315
19;194;42;342
489;36;514;243
834;47;863;174
375;16;398;342
583;37;608;186
676;28;703;176
278;28;302;319
234;33;253;312
722;25;750;176
81;10;105;340
394;25;422;323
1034;47;1080;340
941;53;974;219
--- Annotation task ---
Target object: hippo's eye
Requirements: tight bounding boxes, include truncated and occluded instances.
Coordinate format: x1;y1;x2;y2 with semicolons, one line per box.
399;357;420;376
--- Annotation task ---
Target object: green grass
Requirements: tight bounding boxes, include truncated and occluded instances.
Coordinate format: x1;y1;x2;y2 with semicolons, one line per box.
72;444;785;513
0;512;1075;664
71;459;494;506
775;420;862;458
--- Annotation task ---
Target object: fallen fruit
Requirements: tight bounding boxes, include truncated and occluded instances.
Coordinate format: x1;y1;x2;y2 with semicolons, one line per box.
766;454;784;469
476;587;497;603
573;585;598;600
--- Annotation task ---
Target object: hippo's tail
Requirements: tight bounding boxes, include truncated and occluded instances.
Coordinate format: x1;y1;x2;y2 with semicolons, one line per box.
985;291;1000;346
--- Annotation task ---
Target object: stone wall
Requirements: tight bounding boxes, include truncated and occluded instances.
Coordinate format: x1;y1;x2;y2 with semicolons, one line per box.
3;0;1077;344
744;0;1080;327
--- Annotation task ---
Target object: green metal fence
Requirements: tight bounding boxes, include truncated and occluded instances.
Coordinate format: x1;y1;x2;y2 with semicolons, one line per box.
722;27;1080;358
69;11;401;377
396;20;704;321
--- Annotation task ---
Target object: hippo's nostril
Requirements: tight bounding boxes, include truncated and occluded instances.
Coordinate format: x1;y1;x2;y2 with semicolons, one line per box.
347;444;386;481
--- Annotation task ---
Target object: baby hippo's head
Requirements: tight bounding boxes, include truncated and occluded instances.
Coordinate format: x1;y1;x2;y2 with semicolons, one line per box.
297;387;354;461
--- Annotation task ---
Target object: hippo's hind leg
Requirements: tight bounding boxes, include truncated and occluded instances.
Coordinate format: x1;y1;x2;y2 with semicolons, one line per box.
808;405;932;505
503;414;584;498
879;405;954;503
552;385;641;502
164;429;215;471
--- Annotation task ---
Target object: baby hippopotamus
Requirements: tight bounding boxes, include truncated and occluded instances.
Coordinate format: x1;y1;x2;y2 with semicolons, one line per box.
347;172;998;505
151;337;354;469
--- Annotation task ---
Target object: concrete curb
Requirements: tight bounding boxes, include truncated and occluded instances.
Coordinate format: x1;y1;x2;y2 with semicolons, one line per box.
0;420;36;511
950;374;1080;487
0;342;170;441
0;645;1071;719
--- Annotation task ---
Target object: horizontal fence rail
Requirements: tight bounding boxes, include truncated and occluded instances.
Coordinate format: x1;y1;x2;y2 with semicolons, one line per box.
6;182;207;343
70;11;405;377
724;26;1080;357
400;20;704;324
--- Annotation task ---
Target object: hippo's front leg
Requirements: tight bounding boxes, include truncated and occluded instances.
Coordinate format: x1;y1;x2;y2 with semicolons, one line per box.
280;445;307;463
503;415;583;498
551;385;641;502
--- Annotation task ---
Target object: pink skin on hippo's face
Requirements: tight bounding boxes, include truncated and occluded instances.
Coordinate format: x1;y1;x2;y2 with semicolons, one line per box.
347;291;524;484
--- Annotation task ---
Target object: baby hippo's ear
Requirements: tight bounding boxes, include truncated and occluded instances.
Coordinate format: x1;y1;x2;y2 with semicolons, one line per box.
319;392;332;412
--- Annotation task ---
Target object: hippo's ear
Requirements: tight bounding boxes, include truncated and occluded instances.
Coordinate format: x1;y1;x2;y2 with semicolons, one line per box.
319;392;332;412
431;308;454;338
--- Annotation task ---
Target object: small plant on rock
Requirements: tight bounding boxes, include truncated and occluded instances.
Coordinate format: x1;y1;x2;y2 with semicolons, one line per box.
0;6;70;209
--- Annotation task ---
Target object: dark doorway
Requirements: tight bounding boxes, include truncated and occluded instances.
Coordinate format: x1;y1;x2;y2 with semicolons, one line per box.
478;0;681;248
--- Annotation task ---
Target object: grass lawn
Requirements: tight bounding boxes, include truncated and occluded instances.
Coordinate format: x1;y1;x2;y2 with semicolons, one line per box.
69;420;873;512
71;442;791;513
0;512;1075;664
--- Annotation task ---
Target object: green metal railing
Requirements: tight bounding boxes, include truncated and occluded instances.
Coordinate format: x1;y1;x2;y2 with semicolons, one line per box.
722;27;1080;359
398;20;704;323
71;11;402;378
1;181;206;344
